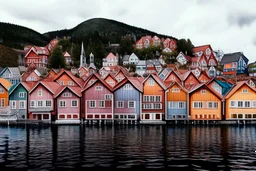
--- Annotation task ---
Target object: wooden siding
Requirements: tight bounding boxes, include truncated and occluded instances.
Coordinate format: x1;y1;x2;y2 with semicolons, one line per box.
190;87;221;120
26;71;41;81
226;85;256;119
114;83;140;115
184;74;200;87
0;85;9;107
165;72;181;84
105;75;117;87
56;74;79;86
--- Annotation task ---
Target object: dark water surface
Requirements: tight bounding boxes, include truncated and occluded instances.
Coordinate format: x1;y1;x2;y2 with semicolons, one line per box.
0;124;256;170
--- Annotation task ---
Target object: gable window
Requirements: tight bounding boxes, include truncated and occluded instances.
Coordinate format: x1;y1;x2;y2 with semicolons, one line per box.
201;90;206;94
242;89;248;93
89;100;96;108
59;100;66;107
63;92;72;97
46;100;52;107
19;101;26;109
99;100;105;108
68;81;74;86
95;86;103;90
71;100;78;107
11;101;16;109
124;84;133;90
38;89;42;96
148;78;155;86
172;88;180;92
105;94;112;100
128;101;135;108
19;92;26;98
0;88;4;94
117;101;124;108
59;81;64;85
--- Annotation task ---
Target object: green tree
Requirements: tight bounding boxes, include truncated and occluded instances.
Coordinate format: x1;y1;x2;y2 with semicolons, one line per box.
119;37;134;56
86;40;106;68
48;46;66;69
0;44;18;67
58;38;71;52
176;38;194;56
162;51;178;64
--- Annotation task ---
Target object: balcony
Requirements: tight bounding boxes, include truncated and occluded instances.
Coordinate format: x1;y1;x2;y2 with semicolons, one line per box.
29;107;53;112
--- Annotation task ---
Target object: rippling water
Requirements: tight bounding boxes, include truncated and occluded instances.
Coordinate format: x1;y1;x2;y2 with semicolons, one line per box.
0;124;256;170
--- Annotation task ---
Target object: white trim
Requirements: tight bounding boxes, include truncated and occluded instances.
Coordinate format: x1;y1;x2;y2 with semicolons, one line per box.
71;99;78;107
58;113;80;120
19;100;26;109
19;92;26;98
11;100;16;109
99;100;105;108
128;101;136;108
59;100;66;107
89;100;96;108
116;101;124;108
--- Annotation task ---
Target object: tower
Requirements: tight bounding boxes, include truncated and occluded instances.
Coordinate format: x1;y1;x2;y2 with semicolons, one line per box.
89;52;96;70
80;42;86;68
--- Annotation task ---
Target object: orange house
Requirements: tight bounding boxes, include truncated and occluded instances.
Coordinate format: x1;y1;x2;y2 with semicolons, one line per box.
141;74;166;123
225;81;256;120
0;78;12;114
189;84;223;120
54;70;83;87
163;70;182;85
198;71;211;83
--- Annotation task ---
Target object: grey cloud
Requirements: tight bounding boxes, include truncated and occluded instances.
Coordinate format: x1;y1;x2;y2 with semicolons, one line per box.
228;12;256;28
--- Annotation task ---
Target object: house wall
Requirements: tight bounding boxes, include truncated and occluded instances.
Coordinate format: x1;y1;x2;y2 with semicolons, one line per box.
56;74;79;86
0;85;9;107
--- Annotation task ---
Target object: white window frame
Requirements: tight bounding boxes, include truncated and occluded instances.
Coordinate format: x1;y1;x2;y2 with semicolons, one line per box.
124;84;133;90
0;88;4;94
30;100;36;107
37;100;43;107
193;102;203;108
230;101;236;107
95;86;103;91
89;100;96;108
148;78;155;86
128;101;135;108
68;81;74;86
46;100;52;107
178;102;185;109
38;89;43;96
201;90;206;94
242;89;248;93
19;92;26;98
238;101;243;108
11;101;16;109
59;100;66;107
19;101;26;109
244;101;250;108
172;88;180;92
105;94;112;100
154;103;162;109
71;100;78;107
63;92;72;97
99;100;105;108
155;96;161;102
117;101;124;108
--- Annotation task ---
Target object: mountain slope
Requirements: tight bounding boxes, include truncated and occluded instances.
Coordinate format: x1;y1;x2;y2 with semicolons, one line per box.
0;22;50;49
44;18;177;44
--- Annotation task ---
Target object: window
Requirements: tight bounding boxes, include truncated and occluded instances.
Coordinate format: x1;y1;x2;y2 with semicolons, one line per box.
238;101;243;107
30;100;35;107
245;101;250;108
89;101;96;108
95;86;103;90
172;88;180;92
201;90;206;94
193;102;203;108
155;96;161;102
59;81;64;85
19;101;25;109
59;100;66;107
178;102;185;109
11;101;16;109
0;99;4;107
253;101;256;107
67;100;77;107
124;84;133;90
242;89;248;93
46;100;52;107
117;101;124;108
38;89;42;96
154;103;162;109
144;96;150;102
208;102;218;108
63;93;72;97
37;101;43;107
0;88;4;94
143;103;152;109
19;92;25;98
128;101;135;108
169;102;177;109
105;94;112;100
68;81;74;86
148;78;154;86
99;100;105;108
230;101;236;107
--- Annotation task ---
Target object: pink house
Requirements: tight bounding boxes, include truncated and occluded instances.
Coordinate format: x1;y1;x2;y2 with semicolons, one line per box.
54;86;82;123
82;73;114;123
28;81;62;121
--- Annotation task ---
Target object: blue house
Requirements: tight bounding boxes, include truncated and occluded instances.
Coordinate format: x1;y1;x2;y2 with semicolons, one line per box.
221;52;249;75
0;67;21;85
8;82;34;119
113;77;142;123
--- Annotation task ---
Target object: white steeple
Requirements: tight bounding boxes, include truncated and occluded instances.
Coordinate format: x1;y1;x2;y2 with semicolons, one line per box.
80;42;86;68
89;52;96;70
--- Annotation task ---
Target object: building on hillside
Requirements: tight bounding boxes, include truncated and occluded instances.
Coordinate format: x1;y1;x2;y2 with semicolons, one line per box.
63;51;72;65
102;53;118;67
0;67;21;85
248;61;256;77
135;60;146;76
221;52;249;75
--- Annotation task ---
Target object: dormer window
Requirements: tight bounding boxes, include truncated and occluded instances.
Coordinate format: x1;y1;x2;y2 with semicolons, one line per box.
148;78;155;86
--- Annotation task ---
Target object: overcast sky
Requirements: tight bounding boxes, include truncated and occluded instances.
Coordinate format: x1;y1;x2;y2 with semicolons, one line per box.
0;0;255;62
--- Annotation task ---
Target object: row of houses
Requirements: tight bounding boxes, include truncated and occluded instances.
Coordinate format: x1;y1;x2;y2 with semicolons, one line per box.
1;65;256;124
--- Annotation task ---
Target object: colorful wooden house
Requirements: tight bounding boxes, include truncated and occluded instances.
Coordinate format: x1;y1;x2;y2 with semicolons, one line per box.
166;82;188;120
53;70;83;87
189;84;223;120
141;74;166;123
54;86;82;123
8;82;36;119
0;78;12;115
225;81;256;120
82;73;114;122
104;73;118;88
44;68;59;81
114;67;129;82
28;81;62;121
0;67;21;85
181;71;201;90
102;53;118;67
198;70;211;83
163;69;182;85
22;69;42;82
207;78;233;97
113;77;142;123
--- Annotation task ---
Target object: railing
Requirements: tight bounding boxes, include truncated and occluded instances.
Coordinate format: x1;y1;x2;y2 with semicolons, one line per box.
29;107;53;112
0;106;11;115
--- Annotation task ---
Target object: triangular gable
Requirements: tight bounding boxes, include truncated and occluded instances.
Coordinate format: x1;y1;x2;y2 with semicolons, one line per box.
29;82;55;94
142;74;166;90
0;67;8;76
54;70;83;87
0;78;12;91
189;83;223;100
54;86;82;98
113;77;143;92
198;71;210;83
24;47;38;58
225;81;256;99
166;81;188;93
163;69;182;82
82;73;113;92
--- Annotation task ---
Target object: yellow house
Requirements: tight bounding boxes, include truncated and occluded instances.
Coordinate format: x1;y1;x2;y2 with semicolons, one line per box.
225;81;256;120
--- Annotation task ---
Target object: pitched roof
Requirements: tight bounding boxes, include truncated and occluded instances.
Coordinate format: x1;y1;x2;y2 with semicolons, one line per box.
54;86;82;98
165;81;188;93
113;77;143;92
0;78;12;91
29;81;62;94
189;83;223;100
82;73;113;92
225;81;255;99
142;74;166;90
8;81;37;95
54;70;83;87
106;52;117;59
193;45;211;53
221;52;249;64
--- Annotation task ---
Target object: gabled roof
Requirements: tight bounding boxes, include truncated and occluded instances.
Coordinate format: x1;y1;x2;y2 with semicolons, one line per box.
137;60;146;66
165;81;188;93
8;81;37;95
103;72;117;82
63;51;71;57
163;69;181;81
54;86;82;98
0;78;12;91
0;67;20;77
221;52;249;64
29;81;62;95
54;70;83;87
180;70;199;81
142;74;166;90
106;52;117;59
206;78;233;96
113;77;143;92
129;53;139;60
82;73;113;92
114;67;130;78
193;44;211;54
225;81;255;99
189;83;223;100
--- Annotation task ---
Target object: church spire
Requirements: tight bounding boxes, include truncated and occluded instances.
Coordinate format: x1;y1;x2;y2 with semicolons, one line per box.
80;42;86;68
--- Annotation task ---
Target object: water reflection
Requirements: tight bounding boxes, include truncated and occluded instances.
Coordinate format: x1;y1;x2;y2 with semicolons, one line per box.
0;124;256;170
